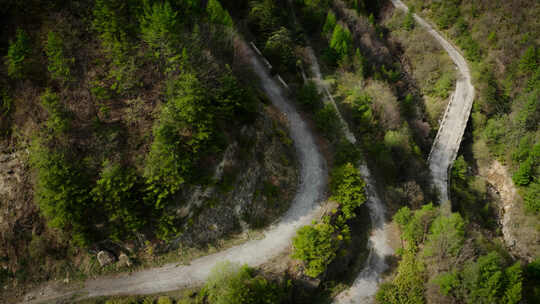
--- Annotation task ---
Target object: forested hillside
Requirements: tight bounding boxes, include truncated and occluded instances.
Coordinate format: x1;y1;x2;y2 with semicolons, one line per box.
0;0;538;304
1;0;301;301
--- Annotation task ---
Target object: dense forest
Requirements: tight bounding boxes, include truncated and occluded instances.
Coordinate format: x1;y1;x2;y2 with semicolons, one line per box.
0;0;538;303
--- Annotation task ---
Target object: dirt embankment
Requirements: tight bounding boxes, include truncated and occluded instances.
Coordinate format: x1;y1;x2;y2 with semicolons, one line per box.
480;160;540;262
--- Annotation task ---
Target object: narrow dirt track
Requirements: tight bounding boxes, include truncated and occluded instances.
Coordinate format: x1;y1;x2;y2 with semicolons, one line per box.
391;0;475;204
21;39;327;304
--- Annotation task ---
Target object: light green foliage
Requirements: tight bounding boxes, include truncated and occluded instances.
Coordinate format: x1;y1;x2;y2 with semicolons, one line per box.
436;252;522;304
524;179;540;213
145;73;212;209
264;27;295;71
403;8;415;31
45;31;73;83
30;139;92;246
351;92;372;127
519;46;538;74
512;142;539;186
452;156;467;182
93;0;139;93
292;219;340;277
156;296;172;304
396;203;437;245
516;90;539;131
314;103;341;139
40;89;70;134
91;162;146;240
202;262;284;304
424;213;465;260
431;72;454;99
207;0;233;27
434;271;460;297
394;206;412;230
249;0;280;34
353;48;366;76
92;0;130;59
384;128;410;152
5;29;31;79
375;248;426;304
330;23;352;59
322;10;336;35
513;157;534;186
330;163;366;219
140;0;178;56
297;80;322;110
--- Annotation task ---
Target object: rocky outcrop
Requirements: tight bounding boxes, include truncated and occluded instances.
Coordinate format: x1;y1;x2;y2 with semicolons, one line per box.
97;251;116;267
173;106;298;247
480;161;540;262
117;253;131;268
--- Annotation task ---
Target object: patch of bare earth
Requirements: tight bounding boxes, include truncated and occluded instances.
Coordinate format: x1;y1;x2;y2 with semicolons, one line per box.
479;160;540;262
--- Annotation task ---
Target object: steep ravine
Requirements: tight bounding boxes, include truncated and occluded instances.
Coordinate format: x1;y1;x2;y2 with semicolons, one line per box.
21;38;327;304
334;1;475;303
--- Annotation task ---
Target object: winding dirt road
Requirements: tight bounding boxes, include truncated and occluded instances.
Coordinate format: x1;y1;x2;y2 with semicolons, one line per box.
391;0;475;204
22;39;327;304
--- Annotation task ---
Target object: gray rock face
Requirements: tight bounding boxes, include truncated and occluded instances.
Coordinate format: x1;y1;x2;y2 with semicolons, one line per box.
97;251;116;267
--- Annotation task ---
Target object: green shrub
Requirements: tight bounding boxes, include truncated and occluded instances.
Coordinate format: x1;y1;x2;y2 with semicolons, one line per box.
330;163;366;219
207;0;233;27
91;162;147;240
395;203;437;244
264;27;296;72
513;157;534;186
92;0;132;59
144;73;213;209
292;219;341;278
5;29;31;79
375;248;425;304
519;46;539;74
423;213;465;259
314;103;341;139
351;92;373;128
296;80;322;111
202;262;285;304
40;89;70;134
524;179;540;213
330;23;352;59
140;0;179;57
156;296;172;304
431;71;454;99
435;252;523;304
45;31;73;83
30;140;92;246
403;8;415;31
322;10;336;35
249;0;280;35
